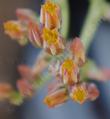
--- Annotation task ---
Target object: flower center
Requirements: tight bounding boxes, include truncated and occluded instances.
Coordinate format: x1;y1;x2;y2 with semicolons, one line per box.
62;59;76;73
72;86;87;103
42;28;58;45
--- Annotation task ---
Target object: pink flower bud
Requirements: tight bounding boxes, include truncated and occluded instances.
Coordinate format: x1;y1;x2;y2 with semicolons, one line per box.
18;65;32;79
70;37;86;66
87;83;99;101
17;79;34;97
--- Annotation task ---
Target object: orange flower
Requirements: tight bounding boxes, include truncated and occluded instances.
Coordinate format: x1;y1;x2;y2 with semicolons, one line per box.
4;21;23;39
40;0;61;29
70;83;99;104
0;83;12;100
16;8;37;25
17;79;34;97
60;59;79;85
42;28;64;55
70;37;86;66
28;22;43;47
70;83;88;104
4;20;27;45
44;80;68;108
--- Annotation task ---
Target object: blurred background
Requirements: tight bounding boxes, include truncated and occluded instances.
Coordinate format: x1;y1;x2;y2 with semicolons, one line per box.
0;0;110;119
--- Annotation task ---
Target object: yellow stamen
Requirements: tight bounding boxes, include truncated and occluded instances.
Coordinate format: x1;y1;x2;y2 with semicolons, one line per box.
42;28;58;45
62;59;76;73
71;86;87;104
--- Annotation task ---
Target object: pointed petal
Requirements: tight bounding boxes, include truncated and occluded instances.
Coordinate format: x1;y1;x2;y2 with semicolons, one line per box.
28;22;42;47
40;7;45;26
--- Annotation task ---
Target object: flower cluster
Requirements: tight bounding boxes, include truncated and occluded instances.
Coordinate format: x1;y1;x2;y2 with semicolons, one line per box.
4;0;64;56
44;38;99;107
2;0;110;108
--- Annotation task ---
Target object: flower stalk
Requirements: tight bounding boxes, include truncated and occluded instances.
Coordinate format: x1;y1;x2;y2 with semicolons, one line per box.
81;0;110;51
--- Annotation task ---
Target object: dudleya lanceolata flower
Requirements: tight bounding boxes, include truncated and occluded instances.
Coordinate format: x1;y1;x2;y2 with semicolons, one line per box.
42;28;64;55
3;0;110;108
60;59;79;85
44;79;68;108
4;20;28;45
40;0;61;29
70;82;99;104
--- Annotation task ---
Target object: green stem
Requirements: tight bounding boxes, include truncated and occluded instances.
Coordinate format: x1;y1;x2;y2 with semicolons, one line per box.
80;0;104;51
60;0;69;38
